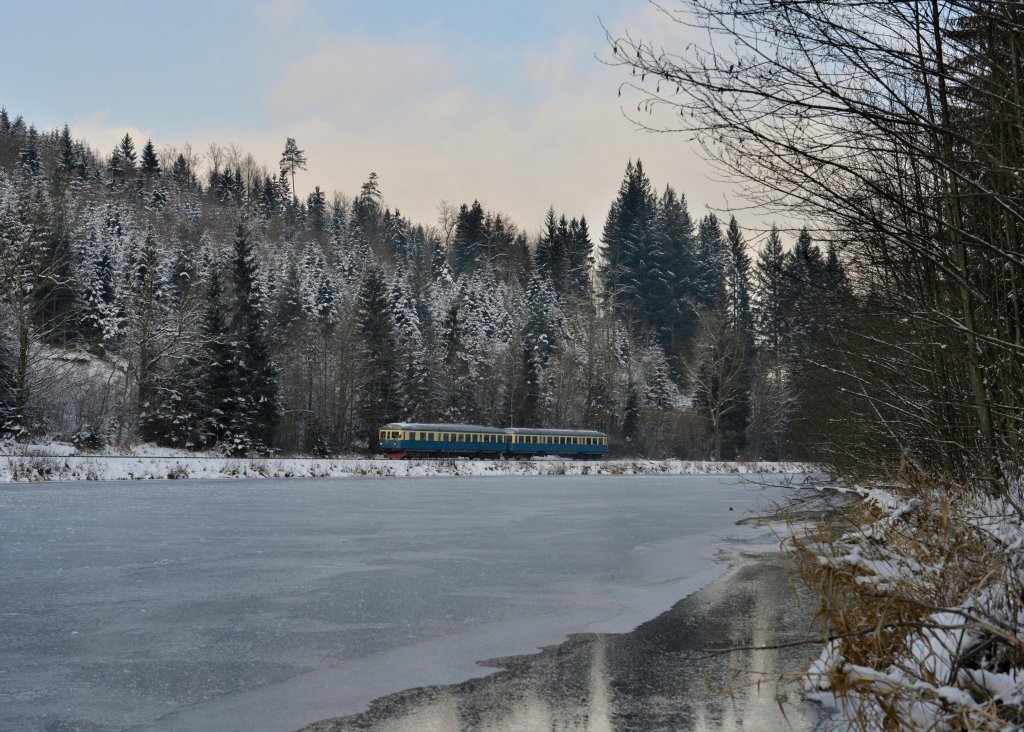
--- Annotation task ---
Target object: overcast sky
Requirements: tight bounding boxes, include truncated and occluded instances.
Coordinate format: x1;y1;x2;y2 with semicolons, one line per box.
3;0;759;237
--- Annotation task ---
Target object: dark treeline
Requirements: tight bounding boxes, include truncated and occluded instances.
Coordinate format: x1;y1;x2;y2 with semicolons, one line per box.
0;111;845;457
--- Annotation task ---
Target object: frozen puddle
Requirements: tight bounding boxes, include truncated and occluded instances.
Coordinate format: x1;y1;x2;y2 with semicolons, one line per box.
0;475;800;732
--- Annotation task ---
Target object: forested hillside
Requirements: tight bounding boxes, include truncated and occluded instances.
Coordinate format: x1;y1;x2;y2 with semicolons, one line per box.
0;110;846;457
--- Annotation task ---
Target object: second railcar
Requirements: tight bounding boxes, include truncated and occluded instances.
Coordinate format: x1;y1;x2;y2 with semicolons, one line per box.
379;423;511;458
505;427;608;459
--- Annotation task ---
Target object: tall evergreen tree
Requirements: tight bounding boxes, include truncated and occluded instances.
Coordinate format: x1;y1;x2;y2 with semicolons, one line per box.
307;186;327;231
600;160;657;321
563;215;594;300
519;268;560;426
452;200;486;276
355;264;398;451
118;133;137;171
654;186;698;355
723;216;753;337
227;224;279;452
140;139;160;175
535;206;565;291
695;214;726;311
19;126;40;175
752;226;788;359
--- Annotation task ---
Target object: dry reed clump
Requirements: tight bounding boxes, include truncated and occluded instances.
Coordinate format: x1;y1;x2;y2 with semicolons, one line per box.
789;468;1024;729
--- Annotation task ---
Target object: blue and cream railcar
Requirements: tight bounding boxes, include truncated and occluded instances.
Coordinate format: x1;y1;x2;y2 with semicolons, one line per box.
505;427;608;459
379;423;511;458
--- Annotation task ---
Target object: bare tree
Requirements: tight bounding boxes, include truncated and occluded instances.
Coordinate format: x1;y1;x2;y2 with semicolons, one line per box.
685;307;747;460
607;1;1024;483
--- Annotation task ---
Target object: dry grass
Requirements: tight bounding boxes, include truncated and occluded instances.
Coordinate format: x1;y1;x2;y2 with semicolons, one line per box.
789;465;1024;729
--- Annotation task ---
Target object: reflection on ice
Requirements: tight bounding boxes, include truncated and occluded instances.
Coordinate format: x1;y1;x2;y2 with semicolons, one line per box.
304;552;822;732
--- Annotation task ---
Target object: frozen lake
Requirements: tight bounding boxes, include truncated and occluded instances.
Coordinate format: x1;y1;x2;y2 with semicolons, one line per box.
0;474;799;731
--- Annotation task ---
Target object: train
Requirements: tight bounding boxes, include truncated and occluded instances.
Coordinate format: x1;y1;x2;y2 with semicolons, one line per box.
378;423;608;459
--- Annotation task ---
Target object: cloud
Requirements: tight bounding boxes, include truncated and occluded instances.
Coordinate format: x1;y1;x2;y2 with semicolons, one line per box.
69;5;774;241
68;112;155;159
247;21;763;238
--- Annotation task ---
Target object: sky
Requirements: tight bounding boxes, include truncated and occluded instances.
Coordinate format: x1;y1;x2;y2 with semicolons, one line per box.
1;0;762;239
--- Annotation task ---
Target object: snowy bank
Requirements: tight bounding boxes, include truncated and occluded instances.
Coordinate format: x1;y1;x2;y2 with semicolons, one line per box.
797;478;1024;730
0;445;811;482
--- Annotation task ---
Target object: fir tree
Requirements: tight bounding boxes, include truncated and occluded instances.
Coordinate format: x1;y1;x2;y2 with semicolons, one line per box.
564;216;594;300
118;133;137;171
752;226;787;359
696;214;726;311
535;206;564;291
452;200;485;276
227;223;279;453
55;124;80;181
600;159;656;319
307;186;327;231
654;186;697;355
140;139;160;175
170;154;194;187
723;216;753;338
200;265;235;448
355;264;399;450
19;126;40;175
520;268;560;426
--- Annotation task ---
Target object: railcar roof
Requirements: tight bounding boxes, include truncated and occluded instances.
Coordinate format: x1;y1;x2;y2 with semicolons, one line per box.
382;423;606;437
383;423;501;433
505;427;606;437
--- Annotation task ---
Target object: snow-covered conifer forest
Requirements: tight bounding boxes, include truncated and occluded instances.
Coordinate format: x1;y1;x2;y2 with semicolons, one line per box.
0;111;849;458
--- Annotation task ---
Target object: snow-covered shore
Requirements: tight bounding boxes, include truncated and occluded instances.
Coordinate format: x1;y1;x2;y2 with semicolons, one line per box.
0;443;811;482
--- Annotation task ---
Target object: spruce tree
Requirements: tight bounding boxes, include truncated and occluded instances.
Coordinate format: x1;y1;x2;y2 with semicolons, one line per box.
355;264;398;450
452;200;485;276
535;206;564;291
307;186;327;231
118;133;137;171
752;226;787;359
170;154;194;187
654;186;697;356
200;265;234;447
564;216;594;300
140;139;160;175
600;160;656;319
520;268;559;426
696;214;726;311
19;126;40;175
227;224;280;452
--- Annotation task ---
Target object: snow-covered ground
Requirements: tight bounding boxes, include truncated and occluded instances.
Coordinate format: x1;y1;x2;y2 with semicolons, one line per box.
0;441;812;482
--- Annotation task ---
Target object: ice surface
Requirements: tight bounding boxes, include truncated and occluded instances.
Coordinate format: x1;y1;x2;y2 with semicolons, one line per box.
0;474;802;731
